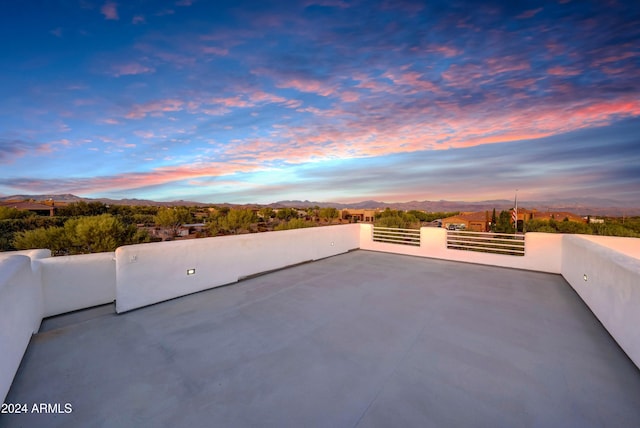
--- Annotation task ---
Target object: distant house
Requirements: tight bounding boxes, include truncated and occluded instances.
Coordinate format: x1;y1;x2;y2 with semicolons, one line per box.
341;209;378;223
441;212;491;232
527;209;585;223
0;201;57;217
178;223;207;237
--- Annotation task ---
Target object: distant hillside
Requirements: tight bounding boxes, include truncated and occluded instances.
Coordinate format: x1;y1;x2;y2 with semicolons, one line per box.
1;194;638;216
271;198;640;216
0;194;211;208
0;194;84;203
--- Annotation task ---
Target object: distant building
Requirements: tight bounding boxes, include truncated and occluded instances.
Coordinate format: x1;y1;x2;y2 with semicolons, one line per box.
0;201;57;217
527;209;585;223
178;223;207;237
440;208;586;233
441;212;491;232
341;209;378;223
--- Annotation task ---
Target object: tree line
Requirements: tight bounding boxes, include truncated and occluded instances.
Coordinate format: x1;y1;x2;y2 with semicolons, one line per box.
3;202;638;255
373;208;460;228
1;202;344;255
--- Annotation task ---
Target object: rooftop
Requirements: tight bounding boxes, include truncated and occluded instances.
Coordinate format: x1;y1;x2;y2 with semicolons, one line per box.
4;250;640;427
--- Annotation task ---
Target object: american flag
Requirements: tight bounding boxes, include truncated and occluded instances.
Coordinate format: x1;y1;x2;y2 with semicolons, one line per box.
512;191;518;227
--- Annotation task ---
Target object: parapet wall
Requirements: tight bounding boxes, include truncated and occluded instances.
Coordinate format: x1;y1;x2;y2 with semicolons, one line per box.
359;226;563;273
37;252;116;318
562;235;640;369
115;224;361;313
0;255;43;402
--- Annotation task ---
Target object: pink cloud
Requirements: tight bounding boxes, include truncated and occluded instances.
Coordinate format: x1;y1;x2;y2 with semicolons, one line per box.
100;1;119;20
133;130;155;139
126;99;185;119
339;91;360;102
485;57;530;74
212;96;253;108
441;63;485;87
353;73;395;93
427;45;461;58
516;8;542;19
201;46;229;56
35;161;266;195
111;63;155;77
382;70;444;94
505;78;539;89
591;51;637;67
132;15;145;24
547;66;581;76
248;91;287;104
276;77;336;97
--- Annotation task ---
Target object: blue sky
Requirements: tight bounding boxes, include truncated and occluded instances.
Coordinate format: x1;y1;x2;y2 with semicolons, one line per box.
1;0;639;204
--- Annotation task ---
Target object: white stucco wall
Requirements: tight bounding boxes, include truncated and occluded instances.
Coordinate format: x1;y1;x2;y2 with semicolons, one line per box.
562;235;640;369
0;248;51;262
579;235;640;260
0;255;43;402
115;224;360;313
360;225;563;273
37;252;116;317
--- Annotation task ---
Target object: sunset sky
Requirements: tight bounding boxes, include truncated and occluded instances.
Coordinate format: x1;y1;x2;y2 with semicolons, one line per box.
1;0;639;204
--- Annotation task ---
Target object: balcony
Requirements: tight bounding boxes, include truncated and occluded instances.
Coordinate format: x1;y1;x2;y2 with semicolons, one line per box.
1;225;639;427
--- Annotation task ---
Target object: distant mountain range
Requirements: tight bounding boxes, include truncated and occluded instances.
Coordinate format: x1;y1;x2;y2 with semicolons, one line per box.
268;198;640;216
1;194;639;216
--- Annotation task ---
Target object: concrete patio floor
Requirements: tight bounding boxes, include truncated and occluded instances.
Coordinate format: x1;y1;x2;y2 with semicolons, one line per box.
2;250;640;428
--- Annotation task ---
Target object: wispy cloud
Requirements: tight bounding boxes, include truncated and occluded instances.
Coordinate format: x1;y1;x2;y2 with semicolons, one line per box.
126;99;185;119
100;1;118;20
516;8;543;19
110;63;155;77
0;139;58;163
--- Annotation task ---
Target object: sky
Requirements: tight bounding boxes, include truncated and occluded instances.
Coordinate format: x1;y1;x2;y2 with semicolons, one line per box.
1;0;639;204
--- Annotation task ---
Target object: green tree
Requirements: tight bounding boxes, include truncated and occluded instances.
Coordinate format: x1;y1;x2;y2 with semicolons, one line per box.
207;208;256;235
495;210;515;233
57;201;108;217
64;214;148;254
258;207;275;221
274;218;314;230
319;207;339;223
407;210;429;222
276;208;298;221
1;216;67;252
491;208;497;232
374;209;420;229
0;206;33;220
223;208;257;234
13;226;69;256
154;207;192;237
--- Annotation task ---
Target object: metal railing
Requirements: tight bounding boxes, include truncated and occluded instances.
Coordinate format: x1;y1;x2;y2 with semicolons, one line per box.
447;230;525;256
372;226;421;246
